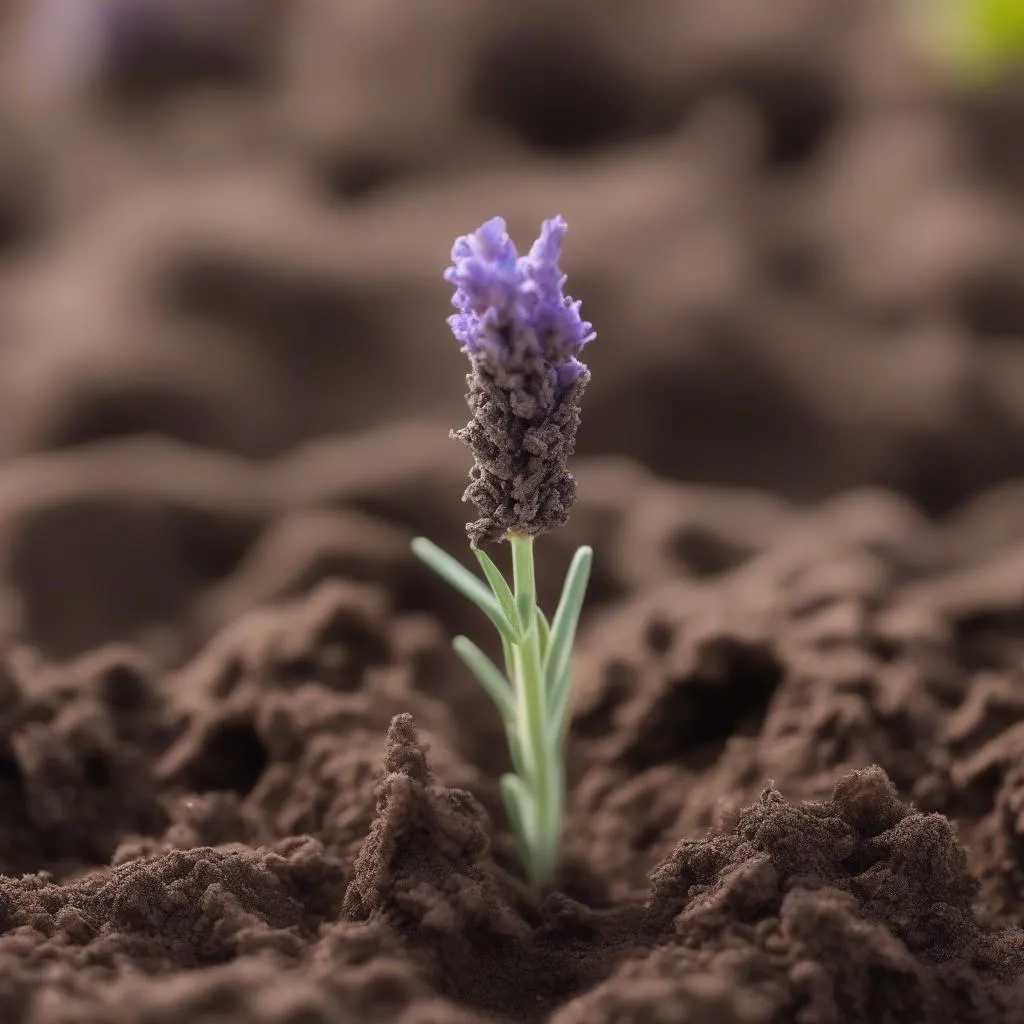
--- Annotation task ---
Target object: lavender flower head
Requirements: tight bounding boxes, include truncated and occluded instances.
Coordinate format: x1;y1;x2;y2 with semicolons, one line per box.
445;216;595;546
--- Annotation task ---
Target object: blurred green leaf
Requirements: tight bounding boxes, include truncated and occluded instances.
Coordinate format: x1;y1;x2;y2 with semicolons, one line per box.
922;0;1024;83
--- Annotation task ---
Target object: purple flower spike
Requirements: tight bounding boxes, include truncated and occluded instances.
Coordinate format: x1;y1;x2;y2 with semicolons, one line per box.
445;216;594;382
445;216;594;547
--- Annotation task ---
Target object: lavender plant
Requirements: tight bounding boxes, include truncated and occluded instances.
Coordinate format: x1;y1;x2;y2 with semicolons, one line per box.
412;215;594;889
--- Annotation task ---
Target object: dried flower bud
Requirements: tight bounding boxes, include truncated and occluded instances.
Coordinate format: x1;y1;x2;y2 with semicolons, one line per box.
444;216;594;546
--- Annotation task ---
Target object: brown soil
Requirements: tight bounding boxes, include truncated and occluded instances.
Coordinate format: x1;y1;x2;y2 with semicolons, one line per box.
0;1;1023;1022
0;436;1021;1023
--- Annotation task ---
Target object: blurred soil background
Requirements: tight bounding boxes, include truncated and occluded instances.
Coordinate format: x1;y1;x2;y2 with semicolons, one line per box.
0;1;1022;1022
0;0;1021;506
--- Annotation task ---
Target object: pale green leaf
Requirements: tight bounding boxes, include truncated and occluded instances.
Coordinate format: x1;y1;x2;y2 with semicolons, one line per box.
505;722;528;781
535;607;551;662
412;537;519;644
474;548;521;637
544;546;593;716
452;636;515;722
549;657;575;742
500;773;533;860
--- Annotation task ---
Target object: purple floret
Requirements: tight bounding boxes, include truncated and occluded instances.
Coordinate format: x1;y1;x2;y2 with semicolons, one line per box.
444;216;594;386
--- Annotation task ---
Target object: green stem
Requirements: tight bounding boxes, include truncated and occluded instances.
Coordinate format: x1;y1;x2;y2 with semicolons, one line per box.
510;533;559;888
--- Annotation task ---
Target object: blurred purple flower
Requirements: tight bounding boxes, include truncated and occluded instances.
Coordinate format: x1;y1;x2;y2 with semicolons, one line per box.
445;216;594;390
19;0;261;96
99;0;179;62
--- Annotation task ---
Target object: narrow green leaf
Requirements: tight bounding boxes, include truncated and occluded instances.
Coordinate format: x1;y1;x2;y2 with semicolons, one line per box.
500;773;533;860
500;635;516;686
535;607;551;662
549;657;574;742
474;548;521;637
452;636;515;722
505;722;529;780
548;752;566;849
544;546;593;715
412;537;519;644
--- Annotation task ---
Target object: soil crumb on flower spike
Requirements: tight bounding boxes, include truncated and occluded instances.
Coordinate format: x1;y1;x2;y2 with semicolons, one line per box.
445;216;595;547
